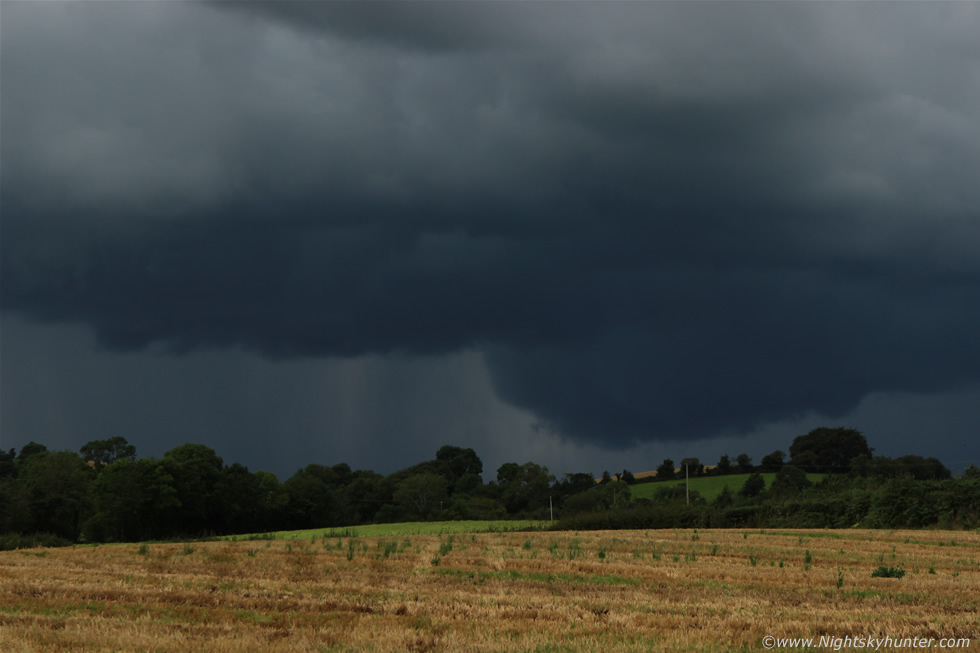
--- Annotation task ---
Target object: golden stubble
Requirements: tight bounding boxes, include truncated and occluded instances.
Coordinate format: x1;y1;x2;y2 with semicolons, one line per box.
0;529;977;652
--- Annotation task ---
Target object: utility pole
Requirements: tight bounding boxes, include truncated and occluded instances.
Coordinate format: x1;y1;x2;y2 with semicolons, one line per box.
685;463;690;506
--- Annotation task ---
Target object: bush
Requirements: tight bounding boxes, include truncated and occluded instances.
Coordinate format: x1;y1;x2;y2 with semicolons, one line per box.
0;532;73;551
870;566;906;579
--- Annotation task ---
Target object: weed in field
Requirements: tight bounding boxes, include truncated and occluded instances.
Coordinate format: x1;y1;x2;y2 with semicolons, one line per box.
439;536;455;557
836;567;845;589
523;539;532;550
871;566;906;579
804;550;812;565
346;538;357;561
711;544;719;555
548;540;561;559
430;554;441;566
597;549;606;561
378;539;399;559
929;565;937;574
748;555;757;567
182;544;195;556
137;544;150;557
246;549;257;558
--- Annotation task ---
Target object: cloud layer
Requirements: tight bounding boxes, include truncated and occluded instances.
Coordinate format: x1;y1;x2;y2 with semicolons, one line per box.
3;2;979;448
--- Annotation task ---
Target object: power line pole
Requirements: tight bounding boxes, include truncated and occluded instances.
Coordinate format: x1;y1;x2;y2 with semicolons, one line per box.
686;463;690;506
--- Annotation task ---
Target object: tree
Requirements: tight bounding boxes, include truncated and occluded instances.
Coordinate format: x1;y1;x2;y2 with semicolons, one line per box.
655;484;704;505
962;463;980;480
496;462;554;516
713;485;734;508
735;453;754;473
740;472;766;498
79;437;136;470
161;443;225;535
680;458;703;477
343;471;390;524
716;454;732;476
454;473;484;497
760;450;786;473
283;464;348;529
895;455;951;481
394;473;448;520
562;491;602;516
17;442;47;462
435;445;483;490
0;449;16;479
252;469;289;531
553;473;597;502
656;459;676;480
769;465;811;497
215;462;267;534
19;450;95;540
84;458;178;542
621;470;636;485
596;480;632;509
789;427;872;473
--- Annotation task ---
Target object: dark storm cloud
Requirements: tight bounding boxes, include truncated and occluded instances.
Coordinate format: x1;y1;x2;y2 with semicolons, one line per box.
3;2;980;448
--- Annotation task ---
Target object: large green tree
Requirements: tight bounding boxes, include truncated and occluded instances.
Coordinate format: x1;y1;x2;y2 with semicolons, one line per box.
84;458;178;542
161;443;225;535
79;437;136;470
394;473;448;520
789;427;872;473
655;459;676;480
715;454;732;475
19;451;95;540
435;445;483;491
760;450;786;473
283;464;351;529
496;462;553;516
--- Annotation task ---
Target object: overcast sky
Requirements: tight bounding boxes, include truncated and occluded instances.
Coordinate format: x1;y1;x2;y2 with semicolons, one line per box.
2;1;979;479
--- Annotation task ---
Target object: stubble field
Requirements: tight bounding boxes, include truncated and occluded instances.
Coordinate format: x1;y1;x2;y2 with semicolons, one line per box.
1;528;977;652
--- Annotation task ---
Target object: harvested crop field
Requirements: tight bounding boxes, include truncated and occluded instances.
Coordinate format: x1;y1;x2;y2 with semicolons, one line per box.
1;529;978;652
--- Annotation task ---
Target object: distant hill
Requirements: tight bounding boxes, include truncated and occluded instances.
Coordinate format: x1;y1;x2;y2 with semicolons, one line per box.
598;466;718;483
629;472;827;502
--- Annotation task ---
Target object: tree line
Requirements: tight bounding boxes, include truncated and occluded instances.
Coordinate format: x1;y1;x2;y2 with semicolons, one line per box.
0;427;977;547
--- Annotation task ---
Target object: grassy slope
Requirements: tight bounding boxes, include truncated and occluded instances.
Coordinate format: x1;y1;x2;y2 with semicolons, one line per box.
629;472;827;502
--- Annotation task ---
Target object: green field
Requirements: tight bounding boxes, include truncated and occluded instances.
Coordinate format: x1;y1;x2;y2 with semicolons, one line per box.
629;472;827;501
225;519;549;541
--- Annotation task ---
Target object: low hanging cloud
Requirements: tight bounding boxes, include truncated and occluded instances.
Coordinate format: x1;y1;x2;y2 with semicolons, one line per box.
2;2;979;448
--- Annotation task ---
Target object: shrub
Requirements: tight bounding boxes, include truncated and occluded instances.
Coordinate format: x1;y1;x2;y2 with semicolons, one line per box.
870;566;906;579
0;532;73;551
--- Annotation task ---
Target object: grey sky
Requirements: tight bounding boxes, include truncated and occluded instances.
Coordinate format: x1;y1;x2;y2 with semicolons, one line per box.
2;1;979;477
